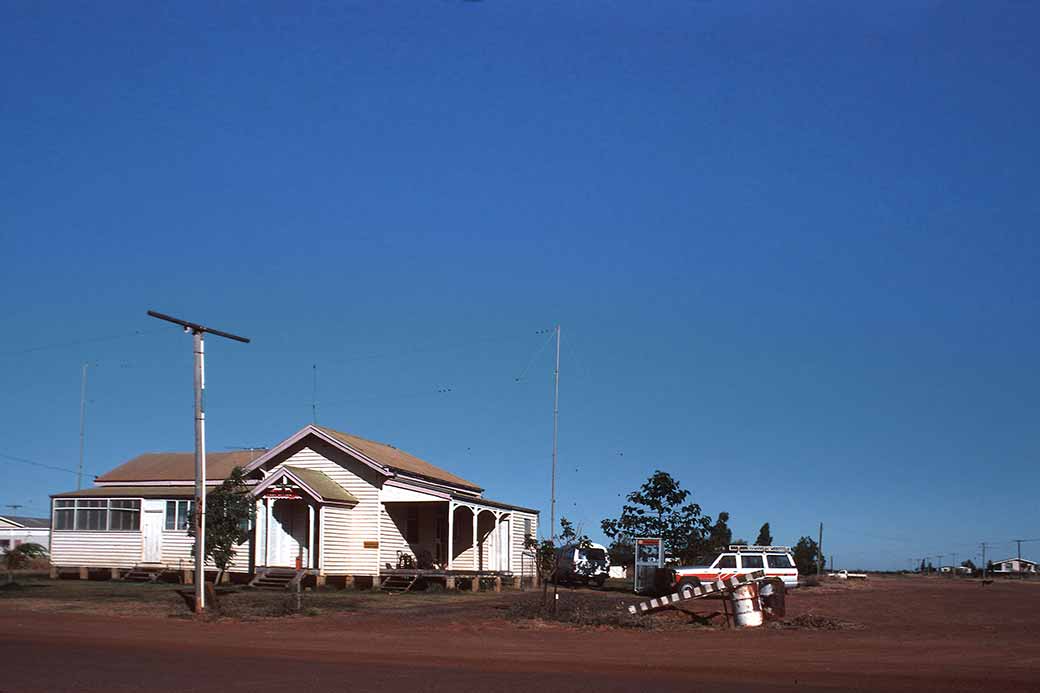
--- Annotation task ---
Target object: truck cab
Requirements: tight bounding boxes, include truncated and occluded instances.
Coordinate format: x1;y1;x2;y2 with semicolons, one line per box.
554;541;611;587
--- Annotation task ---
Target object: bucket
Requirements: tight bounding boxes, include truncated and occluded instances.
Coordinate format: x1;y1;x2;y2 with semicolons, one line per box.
729;583;763;627
759;579;786;620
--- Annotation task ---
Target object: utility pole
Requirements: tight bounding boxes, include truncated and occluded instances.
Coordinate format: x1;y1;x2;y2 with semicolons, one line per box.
817;522;824;576
937;553;944;574
1015;539;1022;561
148;310;250;614
550;324;560;540
77;363;89;490
980;542;988;579
5;504;22;551
311;364;318;424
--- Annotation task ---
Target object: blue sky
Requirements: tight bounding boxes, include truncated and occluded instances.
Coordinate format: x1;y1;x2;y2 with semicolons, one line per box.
2;1;1038;570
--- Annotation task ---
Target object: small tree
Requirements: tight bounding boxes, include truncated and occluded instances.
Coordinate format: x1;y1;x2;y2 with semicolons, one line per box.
523;517;592;613
755;522;772;546
606;538;634;568
188;466;256;585
793;536;822;576
705;511;733;552
601;470;712;564
4;542;48;583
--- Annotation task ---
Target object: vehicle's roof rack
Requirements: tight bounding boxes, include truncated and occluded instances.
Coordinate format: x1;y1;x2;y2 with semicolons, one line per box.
729;545;791;553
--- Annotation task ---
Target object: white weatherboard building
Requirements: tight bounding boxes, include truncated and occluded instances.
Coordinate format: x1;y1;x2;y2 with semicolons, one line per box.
0;515;51;552
49;424;539;586
993;558;1037;575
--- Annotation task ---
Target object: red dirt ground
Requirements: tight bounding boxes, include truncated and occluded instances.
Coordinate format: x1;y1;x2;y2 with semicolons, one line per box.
1;576;1038;692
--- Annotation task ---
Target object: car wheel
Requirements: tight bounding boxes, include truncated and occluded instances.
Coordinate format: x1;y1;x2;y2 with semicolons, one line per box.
677;578;701;598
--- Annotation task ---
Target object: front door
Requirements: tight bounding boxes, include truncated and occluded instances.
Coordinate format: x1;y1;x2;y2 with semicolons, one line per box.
142;506;163;563
269;500;309;567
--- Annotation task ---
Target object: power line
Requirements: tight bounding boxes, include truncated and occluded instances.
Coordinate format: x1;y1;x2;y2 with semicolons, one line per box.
0;452;100;478
1;328;159;356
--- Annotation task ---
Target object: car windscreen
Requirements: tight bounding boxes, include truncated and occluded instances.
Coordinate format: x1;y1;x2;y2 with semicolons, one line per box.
580;548;606;561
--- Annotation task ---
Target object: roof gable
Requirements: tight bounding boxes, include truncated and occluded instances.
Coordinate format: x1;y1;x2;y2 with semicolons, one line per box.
314;425;483;492
252;465;358;505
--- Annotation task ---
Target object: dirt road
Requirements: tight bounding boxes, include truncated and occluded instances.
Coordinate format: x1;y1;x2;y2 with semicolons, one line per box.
1;577;1037;692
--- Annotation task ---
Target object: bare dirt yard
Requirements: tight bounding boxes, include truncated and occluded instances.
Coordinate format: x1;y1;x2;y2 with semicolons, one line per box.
1;575;1038;692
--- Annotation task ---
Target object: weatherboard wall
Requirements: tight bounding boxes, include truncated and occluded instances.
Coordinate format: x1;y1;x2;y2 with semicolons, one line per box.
269;446;382;576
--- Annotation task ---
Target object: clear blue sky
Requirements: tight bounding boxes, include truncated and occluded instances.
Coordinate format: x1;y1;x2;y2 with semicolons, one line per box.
2;1;1037;570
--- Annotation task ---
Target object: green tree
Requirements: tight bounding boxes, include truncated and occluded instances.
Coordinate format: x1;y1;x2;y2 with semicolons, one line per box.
705;511;733;552
606;538;634;567
755;522;772;546
188;466;256;584
559;517;577;543
3;542;48;583
601;470;712;563
793;536;822;575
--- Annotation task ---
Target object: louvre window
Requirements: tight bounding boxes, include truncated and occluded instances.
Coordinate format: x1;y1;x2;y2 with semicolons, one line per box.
53;499;140;531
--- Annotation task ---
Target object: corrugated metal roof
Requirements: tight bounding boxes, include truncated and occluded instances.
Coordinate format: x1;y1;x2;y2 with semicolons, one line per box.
0;515;51;528
51;486;197;498
315;425;483;492
95;450;266;483
282;466;359;504
451;494;539;515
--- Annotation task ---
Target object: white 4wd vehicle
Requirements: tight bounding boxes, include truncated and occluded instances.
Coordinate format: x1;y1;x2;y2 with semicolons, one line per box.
672;545;799;594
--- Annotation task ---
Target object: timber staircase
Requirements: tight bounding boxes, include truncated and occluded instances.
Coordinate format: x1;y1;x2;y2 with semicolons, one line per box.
249;568;306;591
122;566;165;583
380;574;420;593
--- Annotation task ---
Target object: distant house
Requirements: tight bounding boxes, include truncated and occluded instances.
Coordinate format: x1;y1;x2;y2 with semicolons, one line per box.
993;558;1038;574
49;424;539;586
0;515;51;552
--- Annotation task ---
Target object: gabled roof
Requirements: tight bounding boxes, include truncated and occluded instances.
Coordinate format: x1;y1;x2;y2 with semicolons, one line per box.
313;425;483;492
252;465;358;505
0;515;51;528
95;450;267;483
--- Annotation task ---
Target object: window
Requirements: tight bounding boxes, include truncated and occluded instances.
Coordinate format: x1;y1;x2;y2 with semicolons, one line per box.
165;500;193;531
717;555;737;569
523;518;532;539
77;499;108;530
581;548;607;562
53;499;140;531
767;554;794;569
54;500;75;530
741;554;764;569
406;506;419;544
109;500;141;531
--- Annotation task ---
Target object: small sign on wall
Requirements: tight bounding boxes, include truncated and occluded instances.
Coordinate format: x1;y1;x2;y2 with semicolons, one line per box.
363;540;379;549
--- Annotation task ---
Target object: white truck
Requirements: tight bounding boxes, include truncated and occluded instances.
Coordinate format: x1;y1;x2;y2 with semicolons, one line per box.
671;545;799;594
